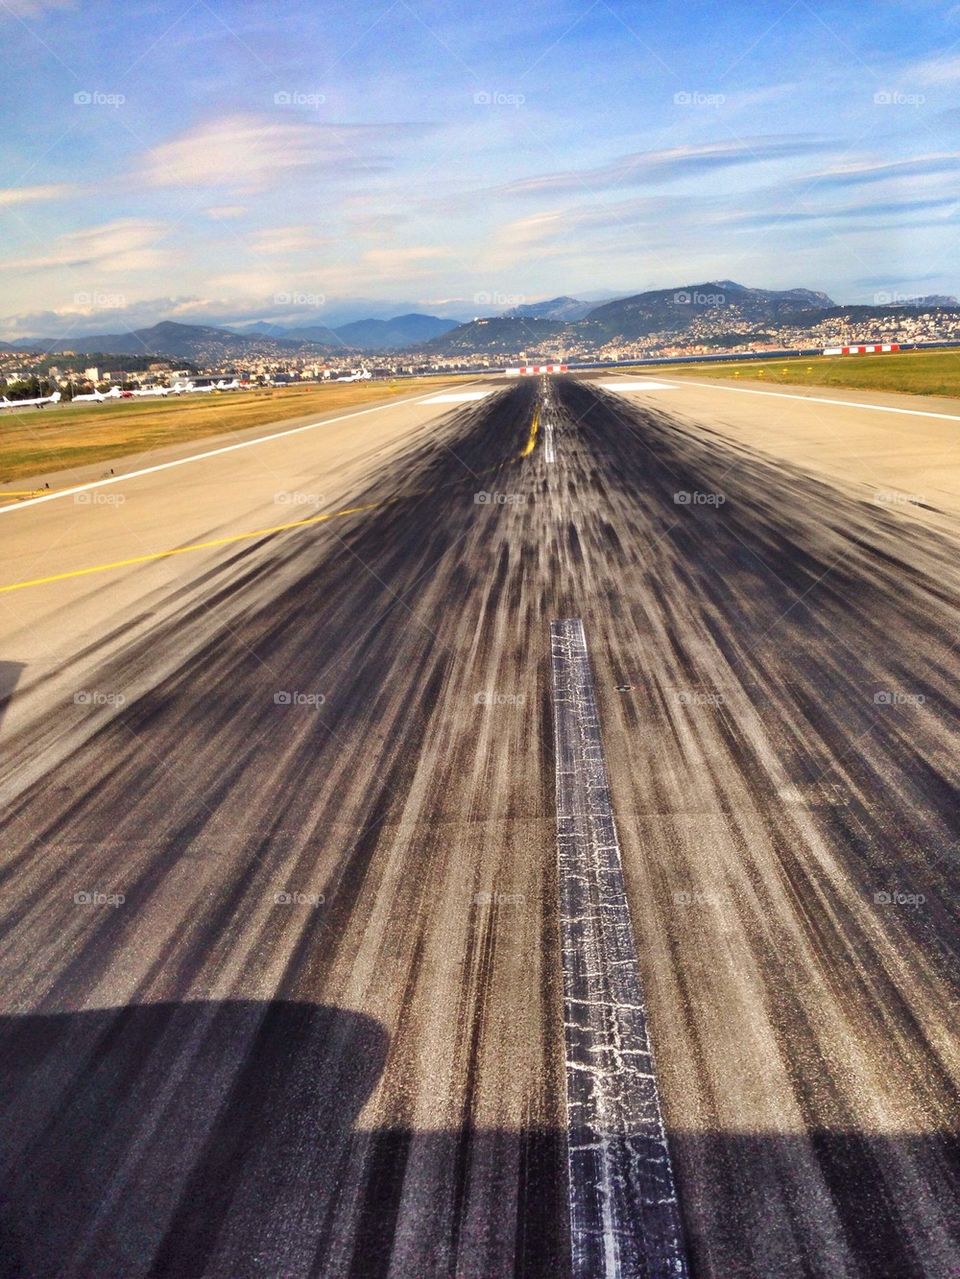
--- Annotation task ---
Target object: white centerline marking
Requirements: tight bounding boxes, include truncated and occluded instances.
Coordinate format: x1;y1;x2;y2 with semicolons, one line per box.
551;618;690;1279
545;421;556;463
0;384;483;517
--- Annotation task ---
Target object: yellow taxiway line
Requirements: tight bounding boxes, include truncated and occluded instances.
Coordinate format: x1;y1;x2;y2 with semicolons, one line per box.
0;501;380;595
519;408;540;458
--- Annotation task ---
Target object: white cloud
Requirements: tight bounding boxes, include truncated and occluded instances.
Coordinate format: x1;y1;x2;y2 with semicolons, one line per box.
0;218;171;273
206;205;247;220
0;183;76;206
911;55;960;84
358;246;452;279
485;137;832;201
250;225;330;254
142;113;423;193
0;0;73;17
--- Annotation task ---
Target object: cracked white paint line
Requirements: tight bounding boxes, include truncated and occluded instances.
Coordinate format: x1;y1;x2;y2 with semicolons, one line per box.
551;618;690;1279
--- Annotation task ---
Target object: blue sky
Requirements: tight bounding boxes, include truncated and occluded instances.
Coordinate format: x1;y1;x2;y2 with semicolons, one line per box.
1;0;958;336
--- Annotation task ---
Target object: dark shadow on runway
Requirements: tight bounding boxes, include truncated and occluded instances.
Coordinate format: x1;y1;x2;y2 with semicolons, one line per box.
669;1129;960;1279
0;662;24;731
0;1000;569;1279
1;1003;957;1278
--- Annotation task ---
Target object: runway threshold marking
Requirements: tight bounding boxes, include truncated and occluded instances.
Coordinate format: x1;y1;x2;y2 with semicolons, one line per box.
0;501;380;595
551;618;690;1279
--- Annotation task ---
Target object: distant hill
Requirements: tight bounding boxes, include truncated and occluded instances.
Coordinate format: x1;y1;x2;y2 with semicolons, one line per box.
504;296;592;321
584;281;836;340
230;313;459;350
9;321;337;359
332;313;459;350
424;315;567;355
9;282;960;362
878;294;958;308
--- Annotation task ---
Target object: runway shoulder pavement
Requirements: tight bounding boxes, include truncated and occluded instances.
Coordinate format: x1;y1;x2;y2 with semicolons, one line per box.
594;371;960;534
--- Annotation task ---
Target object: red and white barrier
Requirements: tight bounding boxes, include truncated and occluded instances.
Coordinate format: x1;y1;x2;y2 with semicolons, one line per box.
506;363;569;376
823;344;900;356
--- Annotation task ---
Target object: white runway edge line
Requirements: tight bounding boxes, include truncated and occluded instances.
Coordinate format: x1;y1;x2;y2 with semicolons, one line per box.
551;618;690;1279
612;377;960;422
425;390;493;402
0;384;483;518
597;380;675;391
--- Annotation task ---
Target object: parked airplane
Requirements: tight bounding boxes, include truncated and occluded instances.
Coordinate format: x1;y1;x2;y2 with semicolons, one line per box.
333;369;372;382
0;390;62;409
73;386;122;403
170;380;218;394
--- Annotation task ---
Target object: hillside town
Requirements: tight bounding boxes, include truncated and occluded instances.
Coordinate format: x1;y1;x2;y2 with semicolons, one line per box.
3;294;960;396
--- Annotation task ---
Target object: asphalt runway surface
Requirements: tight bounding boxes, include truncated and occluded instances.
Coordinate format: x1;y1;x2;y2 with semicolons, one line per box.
0;376;958;1277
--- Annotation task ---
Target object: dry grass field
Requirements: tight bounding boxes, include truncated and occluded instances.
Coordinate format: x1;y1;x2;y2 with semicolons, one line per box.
0;376;473;488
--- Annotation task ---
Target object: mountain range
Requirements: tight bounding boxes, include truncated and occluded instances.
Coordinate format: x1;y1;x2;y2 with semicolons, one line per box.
2;314;459;359
503;296;594;321
229;313;458;349
4;284;958;360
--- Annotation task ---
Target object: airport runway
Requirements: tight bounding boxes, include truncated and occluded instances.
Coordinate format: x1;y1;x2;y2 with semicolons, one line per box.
0;376;958;1277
